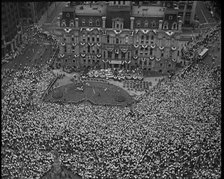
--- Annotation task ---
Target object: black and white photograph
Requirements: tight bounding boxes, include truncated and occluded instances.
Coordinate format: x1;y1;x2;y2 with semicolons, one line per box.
1;1;221;178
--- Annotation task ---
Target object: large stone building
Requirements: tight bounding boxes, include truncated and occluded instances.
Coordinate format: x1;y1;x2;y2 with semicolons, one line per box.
1;2;23;58
53;1;189;74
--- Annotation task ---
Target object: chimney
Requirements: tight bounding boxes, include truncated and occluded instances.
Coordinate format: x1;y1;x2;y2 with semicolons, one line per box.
75;18;79;28
130;17;135;30
159;20;163;30
102;16;106;28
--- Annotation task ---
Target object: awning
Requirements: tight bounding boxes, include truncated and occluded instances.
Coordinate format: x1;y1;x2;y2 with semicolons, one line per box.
109;60;122;64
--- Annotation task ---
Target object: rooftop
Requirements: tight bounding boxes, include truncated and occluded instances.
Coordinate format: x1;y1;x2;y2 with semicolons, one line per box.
75;4;106;16
132;6;165;17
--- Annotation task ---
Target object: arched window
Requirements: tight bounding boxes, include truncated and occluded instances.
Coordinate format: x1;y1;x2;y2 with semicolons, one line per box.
144;20;148;27
96;19;100;26
163;21;168;29
70;20;74;27
89;19;93;26
151;21;156;28
150;48;153;55
151;35;154;40
61;20;66;27
116;38;119;44
172;22;177;29
82;19;85;26
137;20;141;27
107;35;110;43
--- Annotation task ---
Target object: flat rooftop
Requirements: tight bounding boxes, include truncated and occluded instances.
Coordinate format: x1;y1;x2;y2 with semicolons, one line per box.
75;4;106;16
132;6;165;17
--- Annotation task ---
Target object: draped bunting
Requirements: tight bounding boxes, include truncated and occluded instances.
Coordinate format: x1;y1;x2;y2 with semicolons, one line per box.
166;31;174;36
61;42;65;46
64;28;71;33
115;49;119;54
60;54;64;58
171;47;176;50
107;47;114;52
153;30;157;34
151;44;156;48
135;29;139;34
120;48;128;53
81;53;86;57
133;56;138;60
114;30;122;34
141;58;145;62
142;29;149;34
86;28;93;31
150;56;155;60
125;60;131;64
121;61;125;65
72;43;77;46
97;43;101;47
172;58;176;62
74;54;79;58
156;58;161;61
134;44;139;48
159;46;164;50
88;43;94;46
142;44;148;48
80;42;85;46
97;54;102;58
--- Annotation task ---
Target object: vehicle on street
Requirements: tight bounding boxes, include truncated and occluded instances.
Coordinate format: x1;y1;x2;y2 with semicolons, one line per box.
198;48;209;60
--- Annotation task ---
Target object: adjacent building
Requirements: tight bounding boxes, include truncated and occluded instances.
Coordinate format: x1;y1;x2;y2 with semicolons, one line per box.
18;2;51;24
1;2;23;58
53;1;191;74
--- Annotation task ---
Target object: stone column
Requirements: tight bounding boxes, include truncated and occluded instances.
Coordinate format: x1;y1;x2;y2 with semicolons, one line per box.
102;16;106;28
75;18;79;28
159;20;163;30
130;17;135;30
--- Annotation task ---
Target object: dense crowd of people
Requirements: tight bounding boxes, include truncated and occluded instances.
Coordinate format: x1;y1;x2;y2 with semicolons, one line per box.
2;52;221;178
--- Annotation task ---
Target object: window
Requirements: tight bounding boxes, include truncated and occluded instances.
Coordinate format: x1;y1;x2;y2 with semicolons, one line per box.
107;35;110;43
148;62;151;66
88;37;90;42
161;52;164;57
97;35;99;42
92;37;95;42
151;36;154;40
97;49;99;53
163;22;168;29
141;35;144;40
152;21;156;28
169;16;173;20
135;50;138;55
96;19;100;26
72;37;74;41
144;20;148;27
116;38;119;44
168;64;171;67
89;19;93;26
137;21;141;27
104;51;106;58
92;50;95;54
82;19;85;26
70;20;74;27
108;51;112;58
150;48;153;55
177;51;179;56
172;22;177;29
116;24;119;29
160;63;162;67
187;5;192;10
122;52;125;58
88;45;90;53
146;35;149;40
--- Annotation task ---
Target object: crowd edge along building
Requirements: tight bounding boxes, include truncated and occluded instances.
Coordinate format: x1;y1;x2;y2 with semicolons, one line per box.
53;1;189;74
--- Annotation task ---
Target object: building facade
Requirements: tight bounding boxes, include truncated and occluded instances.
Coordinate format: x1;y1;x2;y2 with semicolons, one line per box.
18;2;50;24
53;1;188;74
1;2;23;58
